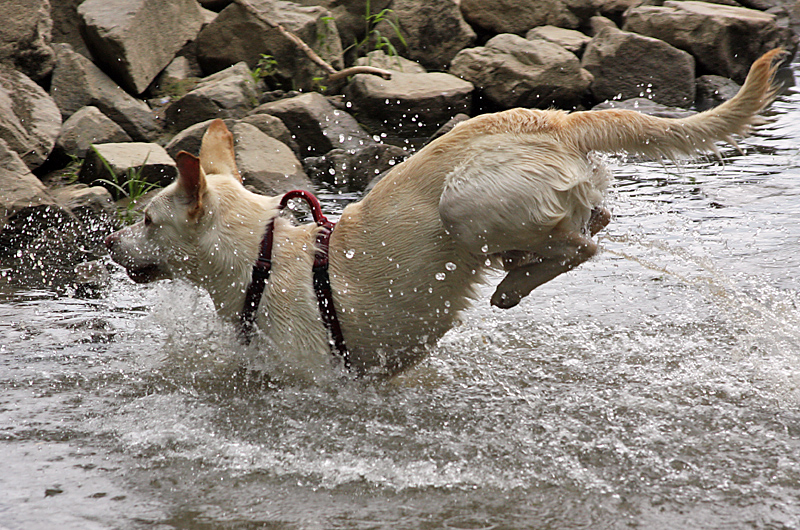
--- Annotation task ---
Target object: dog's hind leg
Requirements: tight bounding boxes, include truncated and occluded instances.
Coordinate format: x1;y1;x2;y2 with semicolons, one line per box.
491;230;598;309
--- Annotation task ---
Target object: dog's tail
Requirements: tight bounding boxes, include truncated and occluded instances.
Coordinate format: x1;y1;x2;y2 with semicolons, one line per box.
562;48;784;159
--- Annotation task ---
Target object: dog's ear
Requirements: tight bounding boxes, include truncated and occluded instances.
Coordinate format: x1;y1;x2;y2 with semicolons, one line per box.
176;151;207;218
200;118;242;182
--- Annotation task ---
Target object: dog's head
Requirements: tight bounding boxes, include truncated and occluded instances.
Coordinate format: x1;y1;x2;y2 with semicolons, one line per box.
105;120;242;284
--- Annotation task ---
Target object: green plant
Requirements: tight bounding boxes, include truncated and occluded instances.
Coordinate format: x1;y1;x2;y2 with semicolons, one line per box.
90;146;161;225
345;0;407;62
64;154;83;184
157;77;201;99
250;53;279;85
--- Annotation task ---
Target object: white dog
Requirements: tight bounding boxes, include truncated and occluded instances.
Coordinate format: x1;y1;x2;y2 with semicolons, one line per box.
106;49;783;379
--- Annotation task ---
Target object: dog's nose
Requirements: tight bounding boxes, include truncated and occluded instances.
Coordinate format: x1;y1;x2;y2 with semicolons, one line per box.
104;232;118;251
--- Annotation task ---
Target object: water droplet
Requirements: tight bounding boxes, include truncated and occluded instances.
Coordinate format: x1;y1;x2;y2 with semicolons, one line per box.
481;244;489;253
435;272;446;281
445;262;456;271
345;249;355;259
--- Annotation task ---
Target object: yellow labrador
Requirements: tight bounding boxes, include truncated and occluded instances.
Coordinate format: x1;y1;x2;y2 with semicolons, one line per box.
106;49;783;379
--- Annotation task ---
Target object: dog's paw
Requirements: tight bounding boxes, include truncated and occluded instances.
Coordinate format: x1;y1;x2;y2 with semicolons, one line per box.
491;288;522;309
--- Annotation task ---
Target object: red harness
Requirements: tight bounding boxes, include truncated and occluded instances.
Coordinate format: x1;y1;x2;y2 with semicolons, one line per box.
240;190;350;371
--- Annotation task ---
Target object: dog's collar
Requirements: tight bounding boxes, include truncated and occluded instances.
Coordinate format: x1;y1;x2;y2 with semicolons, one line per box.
240;190;351;372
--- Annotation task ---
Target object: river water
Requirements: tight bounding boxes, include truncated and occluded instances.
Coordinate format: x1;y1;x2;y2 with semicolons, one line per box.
3;67;800;529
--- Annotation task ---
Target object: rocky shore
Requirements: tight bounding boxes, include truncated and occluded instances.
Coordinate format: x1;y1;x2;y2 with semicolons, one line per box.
1;0;798;291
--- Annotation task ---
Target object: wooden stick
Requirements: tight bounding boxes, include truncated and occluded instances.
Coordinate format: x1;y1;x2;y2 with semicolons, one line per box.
233;0;392;83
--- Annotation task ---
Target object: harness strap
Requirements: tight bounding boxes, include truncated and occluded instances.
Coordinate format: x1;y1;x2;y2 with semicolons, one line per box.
240;191;351;371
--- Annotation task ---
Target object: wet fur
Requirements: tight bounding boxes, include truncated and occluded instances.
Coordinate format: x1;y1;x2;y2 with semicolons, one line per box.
106;49;784;380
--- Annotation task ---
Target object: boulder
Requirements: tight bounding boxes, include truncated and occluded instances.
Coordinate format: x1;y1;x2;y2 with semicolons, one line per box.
0;138;59;230
375;0;476;71
589;15;618;36
354;50;427;74
50;44;160;142
0;138;72;256
460;0;597;34
344;71;474;140
253;91;374;156
50;0;90;57
526;26;592;56
0;66;62;170
581;27;696;107
449;34;590;110
695;75;741;111
0;0;56;81
164;62;258;132
79;143;177;193
78;0;204;95
56;106;132;159
195;0;343;91
303;143;407;192
231;122;312;195
623;1;798;83
239;113;299;155
53;183;115;215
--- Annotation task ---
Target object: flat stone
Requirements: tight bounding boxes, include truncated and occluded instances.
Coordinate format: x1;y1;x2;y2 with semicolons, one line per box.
79;142;177;192
344;71;473;139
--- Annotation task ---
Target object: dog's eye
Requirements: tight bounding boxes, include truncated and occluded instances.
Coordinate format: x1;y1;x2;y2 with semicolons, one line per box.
144;214;153;227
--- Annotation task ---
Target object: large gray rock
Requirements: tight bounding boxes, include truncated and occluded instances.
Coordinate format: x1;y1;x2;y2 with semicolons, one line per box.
56;106;132;158
79;143;177;192
195;0;343;92
344;71;474;140
78;0;204;95
231;122;312;195
239;113;299;154
0;138;58;231
304;143;407;192
460;0;596;34
449;34;590;110
582;27;696;107
526;26;592;56
0;0;55;81
50;44;160;142
623;1;798;83
375;0;476;71
165;62;258;132
695;75;741;111
0;66;62;170
253;91;374;156
50;0;91;57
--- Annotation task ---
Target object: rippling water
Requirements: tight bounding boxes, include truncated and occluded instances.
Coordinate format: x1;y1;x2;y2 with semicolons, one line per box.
3;67;800;529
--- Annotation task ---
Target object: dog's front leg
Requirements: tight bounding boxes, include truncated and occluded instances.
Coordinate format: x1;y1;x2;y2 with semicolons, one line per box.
491;230;598;309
